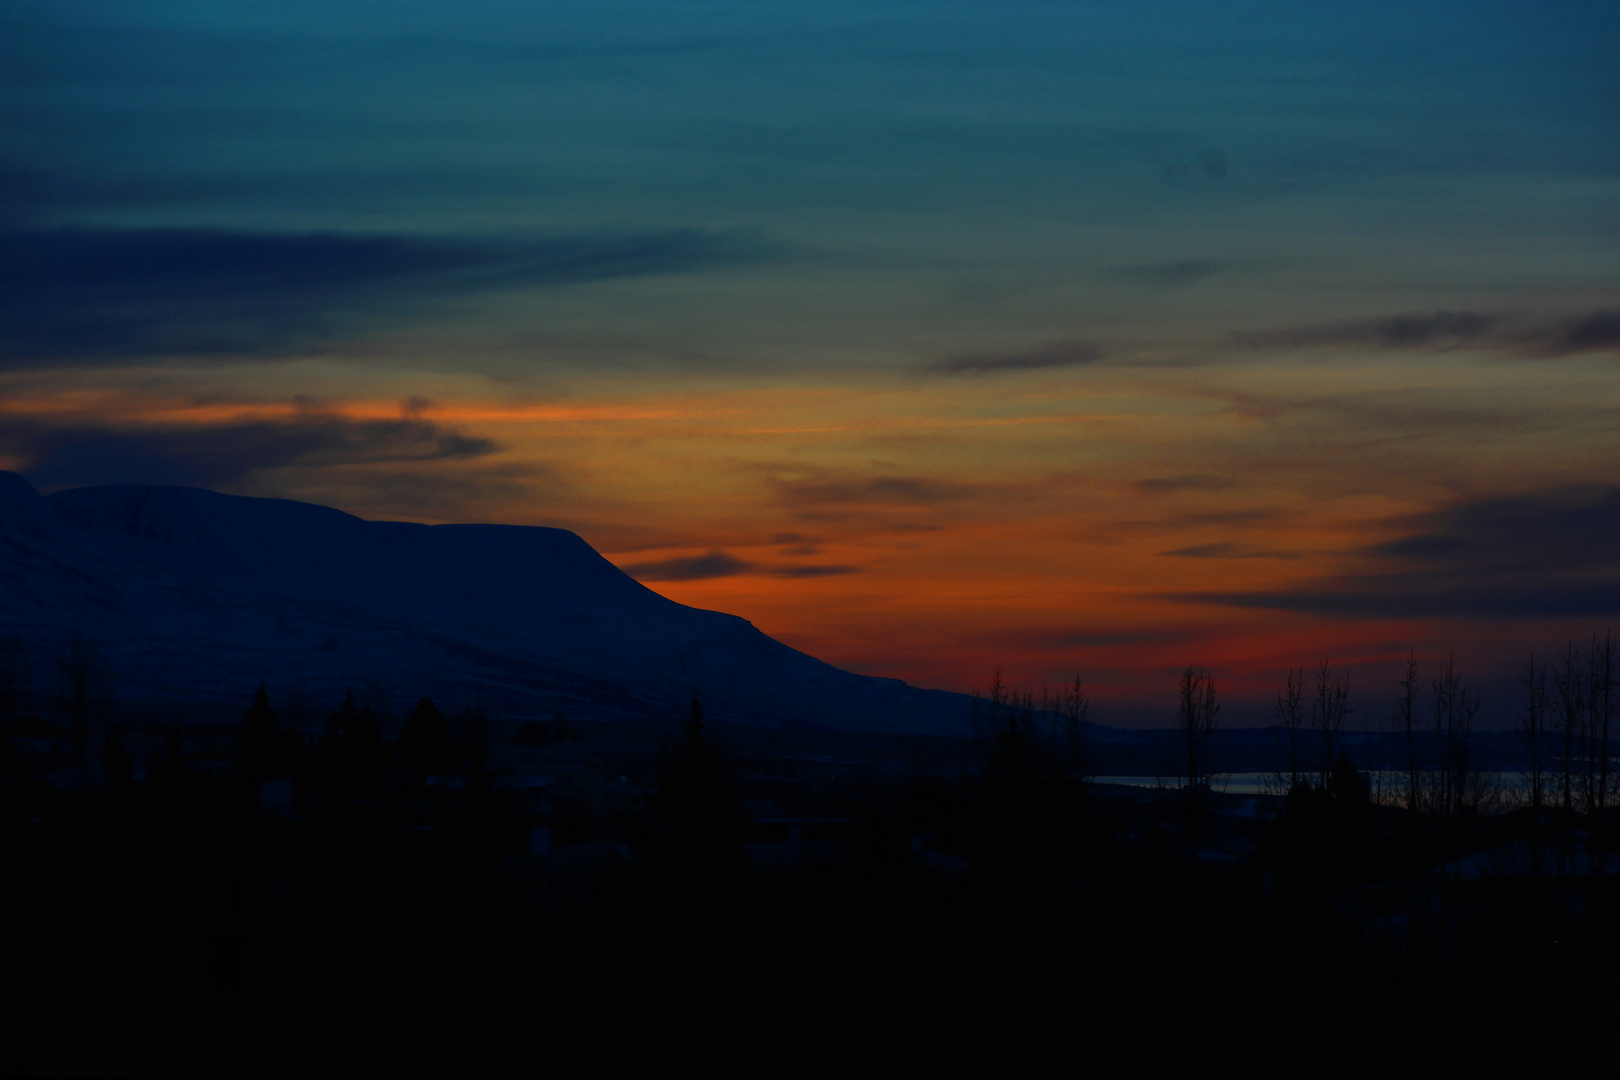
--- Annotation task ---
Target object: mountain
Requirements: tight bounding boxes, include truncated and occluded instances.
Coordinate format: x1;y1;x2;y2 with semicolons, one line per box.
0;472;970;732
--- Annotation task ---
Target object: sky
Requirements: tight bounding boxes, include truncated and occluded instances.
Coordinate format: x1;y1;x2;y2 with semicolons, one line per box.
3;0;1618;724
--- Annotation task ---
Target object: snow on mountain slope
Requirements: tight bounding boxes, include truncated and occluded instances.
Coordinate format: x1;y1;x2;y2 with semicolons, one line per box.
0;473;969;732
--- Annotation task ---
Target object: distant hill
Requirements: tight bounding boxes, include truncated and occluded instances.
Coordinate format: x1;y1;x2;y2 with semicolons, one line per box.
0;472;970;733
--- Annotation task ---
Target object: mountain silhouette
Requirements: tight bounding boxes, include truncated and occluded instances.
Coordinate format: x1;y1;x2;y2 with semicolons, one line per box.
0;472;967;731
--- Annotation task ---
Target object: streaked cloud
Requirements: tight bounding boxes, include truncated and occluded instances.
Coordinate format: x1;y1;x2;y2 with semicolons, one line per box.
3;407;500;490
1179;486;1620;618
770;473;980;509
1161;542;1300;561
0;226;767;365
621;550;754;582
1233;309;1620;358
1135;475;1235;495
771;564;862;578
927;342;1102;377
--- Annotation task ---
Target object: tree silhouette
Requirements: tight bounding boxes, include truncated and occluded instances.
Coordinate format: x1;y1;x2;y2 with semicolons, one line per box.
1274;666;1306;792
453;702;491;785
238;682;285;779
970;669;1098;883
1313;659;1351;788
321;688;387;798
1555;641;1584;813
978;695;1048;880
1591;631;1614;813
0;635;30;736
1427;656;1481;818
399;697;454;782
1520;653;1549;811
58;637;101;757
101;727;134;790
1059;673;1091;780
1394;654;1422;812
1177;668;1219;790
651;693;746;881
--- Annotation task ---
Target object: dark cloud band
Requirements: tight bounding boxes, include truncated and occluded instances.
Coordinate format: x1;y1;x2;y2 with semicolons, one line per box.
1178;485;1620;618
2;410;499;490
0;226;764;365
1234;309;1620;358
621;551;753;582
928;341;1102;376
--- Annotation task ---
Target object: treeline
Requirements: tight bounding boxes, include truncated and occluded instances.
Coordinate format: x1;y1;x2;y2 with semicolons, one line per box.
1;670;1617;1071
973;631;1618;820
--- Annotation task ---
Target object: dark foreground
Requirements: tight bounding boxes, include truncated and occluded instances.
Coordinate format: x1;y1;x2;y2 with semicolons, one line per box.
3;713;1617;1076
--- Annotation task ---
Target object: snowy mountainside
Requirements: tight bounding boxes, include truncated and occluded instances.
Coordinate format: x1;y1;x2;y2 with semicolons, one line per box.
0;472;968;732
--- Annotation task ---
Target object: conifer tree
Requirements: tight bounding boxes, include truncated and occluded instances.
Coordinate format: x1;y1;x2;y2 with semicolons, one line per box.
400;697;454;781
653;693;746;880
239;682;283;778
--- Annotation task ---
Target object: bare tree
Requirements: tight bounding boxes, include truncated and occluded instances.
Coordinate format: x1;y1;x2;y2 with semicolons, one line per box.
58;637;104;757
1060;673;1091;780
1394;653;1422;813
1272;667;1306;792
0;635;30;734
1591;630;1615;811
1555;641;1585;813
970;668;1009;760
1177;667;1219;790
1428;655;1482;818
1520;652;1549;812
1313;658;1352;788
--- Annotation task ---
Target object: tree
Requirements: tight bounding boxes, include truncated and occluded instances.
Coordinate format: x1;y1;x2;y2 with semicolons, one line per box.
238;682;285;779
1274;666;1306;792
0;635;31;735
1393;654;1422;813
1555;641;1585;813
322;688;387;798
1177;668;1219;790
1520;653;1549;812
1059;673;1091;781
652;693;746;881
1313;659;1351;789
1428;656;1482;818
101;727;134;790
58;637;102;757
453;702;491;783
400;697;454;781
1590;631;1615;812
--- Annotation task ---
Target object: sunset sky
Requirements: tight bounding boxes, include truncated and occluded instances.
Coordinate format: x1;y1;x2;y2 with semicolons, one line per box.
4;1;1618;723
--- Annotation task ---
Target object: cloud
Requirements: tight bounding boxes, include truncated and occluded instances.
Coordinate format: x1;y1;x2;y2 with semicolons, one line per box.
968;627;1197;651
3;409;499;490
616;548;860;581
927;341;1102;376
1180;582;1620;620
1547;310;1620;356
1161;542;1299;560
770;564;862;578
1370;486;1620;577
1199;149;1228;178
1233;309;1620;359
0;226;764;365
1236;311;1501;351
1062;630;1196;647
620;550;754;581
1102;259;1226;287
1177;486;1620;618
1135;474;1234;494
770;473;978;509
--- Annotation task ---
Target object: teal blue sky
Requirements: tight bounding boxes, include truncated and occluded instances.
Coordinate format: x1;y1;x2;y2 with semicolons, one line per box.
3;1;1618;708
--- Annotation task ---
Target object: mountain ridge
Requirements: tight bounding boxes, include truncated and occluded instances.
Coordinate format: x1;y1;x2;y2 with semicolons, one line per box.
0;472;969;733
